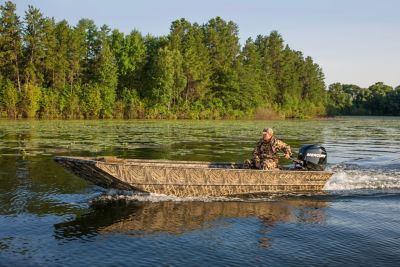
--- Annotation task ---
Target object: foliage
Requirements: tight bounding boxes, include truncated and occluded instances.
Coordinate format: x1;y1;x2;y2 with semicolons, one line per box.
0;1;22;92
3;1;396;119
80;83;102;118
21;83;41;118
327;82;399;116
39;87;59;118
0;77;19;118
59;85;81;118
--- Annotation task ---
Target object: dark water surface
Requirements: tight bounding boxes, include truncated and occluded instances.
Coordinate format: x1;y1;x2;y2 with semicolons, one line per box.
1;117;400;266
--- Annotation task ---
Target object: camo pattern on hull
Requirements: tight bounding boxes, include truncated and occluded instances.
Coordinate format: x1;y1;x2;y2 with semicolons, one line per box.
54;156;332;197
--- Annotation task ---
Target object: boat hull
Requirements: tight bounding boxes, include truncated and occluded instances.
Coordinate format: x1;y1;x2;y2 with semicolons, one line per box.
54;156;333;197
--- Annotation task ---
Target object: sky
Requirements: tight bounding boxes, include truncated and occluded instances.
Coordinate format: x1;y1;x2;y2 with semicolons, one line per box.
12;0;400;88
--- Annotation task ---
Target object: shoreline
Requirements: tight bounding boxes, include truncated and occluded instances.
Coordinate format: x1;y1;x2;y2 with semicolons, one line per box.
0;115;398;122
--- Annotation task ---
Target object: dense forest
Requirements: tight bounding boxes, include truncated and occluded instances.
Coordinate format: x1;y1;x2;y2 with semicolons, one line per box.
0;2;398;119
327;82;400;116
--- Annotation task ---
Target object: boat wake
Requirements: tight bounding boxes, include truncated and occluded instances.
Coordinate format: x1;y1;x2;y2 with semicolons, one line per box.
92;189;329;203
92;189;245;203
325;158;400;191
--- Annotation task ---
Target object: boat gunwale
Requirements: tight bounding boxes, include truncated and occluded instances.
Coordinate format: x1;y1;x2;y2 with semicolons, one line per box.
54;156;333;176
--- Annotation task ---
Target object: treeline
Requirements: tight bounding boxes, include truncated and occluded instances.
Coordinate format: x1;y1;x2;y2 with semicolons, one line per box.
0;1;327;119
327;82;400;115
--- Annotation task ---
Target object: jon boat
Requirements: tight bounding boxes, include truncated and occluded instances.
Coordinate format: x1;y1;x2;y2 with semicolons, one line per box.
54;155;333;197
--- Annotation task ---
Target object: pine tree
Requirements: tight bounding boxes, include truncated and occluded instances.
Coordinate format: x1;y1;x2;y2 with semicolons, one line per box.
238;38;263;109
42;17;57;88
68;20;87;87
23;5;46;86
53;20;71;89
301;56;325;103
96;27;117;118
77;19;99;84
204;17;240;110
0;1;22;91
168;19;211;106
279;46;303;116
151;47;186;112
181;22;211;104
265;31;285;105
254;34;277;104
141;35;169;99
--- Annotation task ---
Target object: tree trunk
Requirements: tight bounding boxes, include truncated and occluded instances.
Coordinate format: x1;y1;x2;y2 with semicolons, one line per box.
14;40;21;92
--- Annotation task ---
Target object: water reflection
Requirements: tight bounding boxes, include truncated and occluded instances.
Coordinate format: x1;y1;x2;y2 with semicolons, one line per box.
54;198;327;247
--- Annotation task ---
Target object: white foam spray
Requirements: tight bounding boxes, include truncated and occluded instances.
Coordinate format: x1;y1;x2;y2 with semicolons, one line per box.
324;165;400;191
93;189;243;203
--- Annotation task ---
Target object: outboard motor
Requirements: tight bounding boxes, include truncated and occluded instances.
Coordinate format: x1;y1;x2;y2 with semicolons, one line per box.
295;144;327;171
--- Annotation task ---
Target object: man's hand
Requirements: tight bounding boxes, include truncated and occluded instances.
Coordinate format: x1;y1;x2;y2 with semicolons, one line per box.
284;153;290;159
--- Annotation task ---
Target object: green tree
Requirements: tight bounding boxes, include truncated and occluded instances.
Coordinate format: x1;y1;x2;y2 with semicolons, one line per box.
238;38;263;110
300;57;325;102
23;5;46;86
341;84;366;114
59;85;81;118
254;33;281;105
366;82;393;115
111;29;146;93
77;19;99;84
68;20;87;87
151;47;186;113
141;35;169;99
81;83;102;118
94;25;117;118
204;17;240;111
52;20;71;89
0;78;19;118
41;17;58;88
181;22;211;105
0;1;22;91
119;87;144;118
39;87;59;118
388;86;400;115
327;83;352;115
299;56;326;116
278;47;303;116
21;83;41;118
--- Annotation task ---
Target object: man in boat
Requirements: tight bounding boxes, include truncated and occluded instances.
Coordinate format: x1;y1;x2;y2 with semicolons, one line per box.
245;128;292;170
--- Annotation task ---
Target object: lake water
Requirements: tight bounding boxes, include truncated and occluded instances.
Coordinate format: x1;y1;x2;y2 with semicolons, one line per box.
0;117;400;266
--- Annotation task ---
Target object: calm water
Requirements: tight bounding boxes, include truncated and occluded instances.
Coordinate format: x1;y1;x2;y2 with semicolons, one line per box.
1;117;400;266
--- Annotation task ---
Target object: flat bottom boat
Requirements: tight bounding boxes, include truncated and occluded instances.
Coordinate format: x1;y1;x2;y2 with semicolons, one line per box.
54;156;333;197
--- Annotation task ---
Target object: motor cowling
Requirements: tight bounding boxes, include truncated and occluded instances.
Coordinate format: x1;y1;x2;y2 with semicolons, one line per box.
295;144;327;171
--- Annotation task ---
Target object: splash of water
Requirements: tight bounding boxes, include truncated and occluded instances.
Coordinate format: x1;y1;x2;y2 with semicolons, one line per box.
92;189;244;203
325;162;400;191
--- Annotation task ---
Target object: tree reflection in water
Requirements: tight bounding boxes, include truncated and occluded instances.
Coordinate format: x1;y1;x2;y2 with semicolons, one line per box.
54;197;327;248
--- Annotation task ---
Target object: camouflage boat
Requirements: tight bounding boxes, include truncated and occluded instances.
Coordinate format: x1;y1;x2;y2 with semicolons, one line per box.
54;154;333;197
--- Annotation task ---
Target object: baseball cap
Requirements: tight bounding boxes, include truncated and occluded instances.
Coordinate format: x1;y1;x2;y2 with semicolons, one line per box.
262;128;273;135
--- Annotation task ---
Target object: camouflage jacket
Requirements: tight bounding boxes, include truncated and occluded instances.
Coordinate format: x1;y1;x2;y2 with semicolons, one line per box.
252;136;292;163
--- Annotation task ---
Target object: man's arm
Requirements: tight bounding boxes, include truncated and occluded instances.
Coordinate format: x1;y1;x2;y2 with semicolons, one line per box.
274;139;292;159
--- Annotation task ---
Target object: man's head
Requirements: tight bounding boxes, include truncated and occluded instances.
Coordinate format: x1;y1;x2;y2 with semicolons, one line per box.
262;128;273;141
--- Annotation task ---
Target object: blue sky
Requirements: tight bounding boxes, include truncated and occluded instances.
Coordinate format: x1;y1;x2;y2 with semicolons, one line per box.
13;0;400;88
